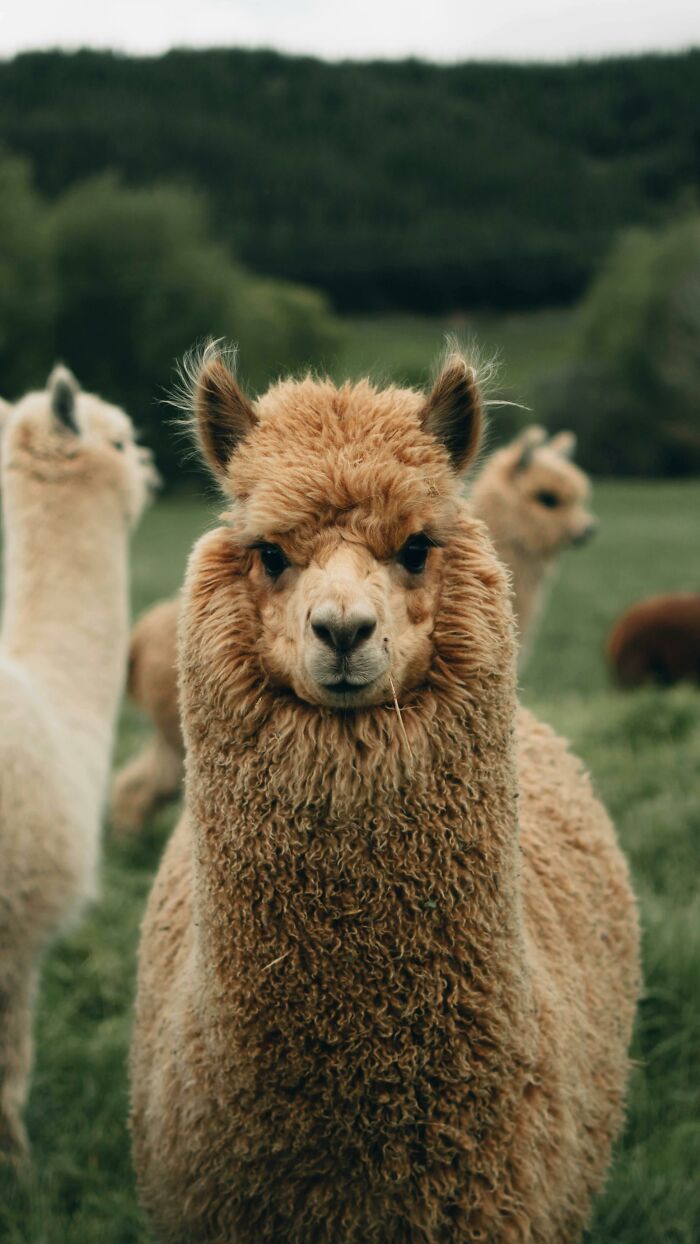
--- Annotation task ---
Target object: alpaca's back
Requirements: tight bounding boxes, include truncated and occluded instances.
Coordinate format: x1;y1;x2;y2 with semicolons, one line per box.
128;597;182;752
516;710;639;1231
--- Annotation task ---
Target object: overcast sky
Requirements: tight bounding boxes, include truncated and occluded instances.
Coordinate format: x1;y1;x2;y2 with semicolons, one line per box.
1;0;698;62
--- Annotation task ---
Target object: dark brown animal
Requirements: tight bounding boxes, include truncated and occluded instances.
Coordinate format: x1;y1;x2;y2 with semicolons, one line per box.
608;593;700;688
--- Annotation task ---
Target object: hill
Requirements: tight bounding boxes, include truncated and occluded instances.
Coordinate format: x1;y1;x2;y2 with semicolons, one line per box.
0;47;698;311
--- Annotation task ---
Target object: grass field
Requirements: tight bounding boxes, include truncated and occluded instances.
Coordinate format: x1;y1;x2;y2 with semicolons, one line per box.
1;321;698;1241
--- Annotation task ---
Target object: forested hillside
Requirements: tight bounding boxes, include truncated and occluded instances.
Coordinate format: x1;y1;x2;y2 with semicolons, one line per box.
1;48;698;311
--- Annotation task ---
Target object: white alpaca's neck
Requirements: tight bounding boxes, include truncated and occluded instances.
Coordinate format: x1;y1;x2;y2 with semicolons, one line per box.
1;475;130;786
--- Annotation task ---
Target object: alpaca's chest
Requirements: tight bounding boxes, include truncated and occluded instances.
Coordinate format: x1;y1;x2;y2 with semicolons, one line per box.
195;813;526;1187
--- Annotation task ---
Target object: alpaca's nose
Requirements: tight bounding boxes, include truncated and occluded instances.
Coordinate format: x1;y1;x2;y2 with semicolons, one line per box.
310;602;377;654
573;520;598;547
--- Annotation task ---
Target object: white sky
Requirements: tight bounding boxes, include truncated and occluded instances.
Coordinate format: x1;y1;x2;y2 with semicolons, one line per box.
0;0;698;63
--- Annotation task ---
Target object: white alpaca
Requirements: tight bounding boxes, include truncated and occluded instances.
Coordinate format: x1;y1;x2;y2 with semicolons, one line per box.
0;366;154;1162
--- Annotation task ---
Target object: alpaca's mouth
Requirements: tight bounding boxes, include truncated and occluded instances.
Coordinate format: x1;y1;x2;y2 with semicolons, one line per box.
322;676;380;695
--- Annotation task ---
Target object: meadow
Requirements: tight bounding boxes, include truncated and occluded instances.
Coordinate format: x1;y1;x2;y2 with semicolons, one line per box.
0;319;698;1242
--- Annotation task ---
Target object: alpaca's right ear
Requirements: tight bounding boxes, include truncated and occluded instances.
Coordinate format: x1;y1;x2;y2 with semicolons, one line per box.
421;354;483;473
193;350;257;478
513;425;547;473
48;364;81;436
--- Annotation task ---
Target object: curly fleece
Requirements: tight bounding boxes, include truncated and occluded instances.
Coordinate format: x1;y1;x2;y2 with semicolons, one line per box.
130;374;640;1243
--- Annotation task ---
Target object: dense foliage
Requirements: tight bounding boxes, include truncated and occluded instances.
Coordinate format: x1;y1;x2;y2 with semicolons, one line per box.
0;48;698;312
0;152;339;480
537;215;700;475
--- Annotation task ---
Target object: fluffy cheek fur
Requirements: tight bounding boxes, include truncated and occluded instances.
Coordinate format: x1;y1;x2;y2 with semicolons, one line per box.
256;556;441;705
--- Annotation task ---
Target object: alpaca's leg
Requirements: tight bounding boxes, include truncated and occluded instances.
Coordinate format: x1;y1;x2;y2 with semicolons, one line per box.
0;955;37;1166
110;733;184;836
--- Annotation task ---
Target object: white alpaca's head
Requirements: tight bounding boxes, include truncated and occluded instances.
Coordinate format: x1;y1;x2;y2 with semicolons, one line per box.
0;365;158;526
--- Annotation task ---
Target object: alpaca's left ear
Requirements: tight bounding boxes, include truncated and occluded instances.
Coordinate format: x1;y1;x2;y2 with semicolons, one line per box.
421;355;483;473
549;430;577;460
48;364;81;436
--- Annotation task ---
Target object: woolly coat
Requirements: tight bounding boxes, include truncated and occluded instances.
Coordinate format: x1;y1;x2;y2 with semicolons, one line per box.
131;377;639;1244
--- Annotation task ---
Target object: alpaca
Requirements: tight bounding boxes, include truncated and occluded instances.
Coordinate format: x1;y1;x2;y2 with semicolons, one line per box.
130;347;640;1244
608;592;700;687
470;426;596;660
109;595;182;835
0;366;154;1162
110;427;595;833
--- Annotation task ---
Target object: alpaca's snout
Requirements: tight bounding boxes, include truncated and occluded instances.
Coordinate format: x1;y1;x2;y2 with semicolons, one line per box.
572;519;597;547
304;594;389;702
310;602;377;656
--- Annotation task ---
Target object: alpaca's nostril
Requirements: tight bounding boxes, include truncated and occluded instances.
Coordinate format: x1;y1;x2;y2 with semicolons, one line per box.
354;620;377;647
311;622;335;649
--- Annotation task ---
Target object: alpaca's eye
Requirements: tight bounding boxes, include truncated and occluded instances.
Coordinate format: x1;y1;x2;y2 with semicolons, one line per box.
535;490;560;509
258;543;289;579
112;440;125;452
398;533;431;574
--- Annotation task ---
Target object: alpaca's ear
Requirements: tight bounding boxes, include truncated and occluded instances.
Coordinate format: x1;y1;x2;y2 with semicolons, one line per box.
513;425;547;473
548;430;577;460
193;352;257;478
421;355;483;473
48;364;81;436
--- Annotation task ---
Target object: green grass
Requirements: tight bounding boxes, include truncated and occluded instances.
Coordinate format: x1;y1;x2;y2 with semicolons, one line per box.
1;392;699;1239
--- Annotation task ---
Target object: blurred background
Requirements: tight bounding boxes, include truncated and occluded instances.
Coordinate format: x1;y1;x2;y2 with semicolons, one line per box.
0;3;698;1242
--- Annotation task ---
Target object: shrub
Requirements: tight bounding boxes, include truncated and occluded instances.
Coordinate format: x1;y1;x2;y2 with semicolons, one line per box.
537;216;700;476
49;174;340;482
0;148;54;396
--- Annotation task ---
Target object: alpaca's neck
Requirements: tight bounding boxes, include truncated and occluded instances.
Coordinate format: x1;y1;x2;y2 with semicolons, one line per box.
1;475;130;752
188;689;529;1071
505;546;554;651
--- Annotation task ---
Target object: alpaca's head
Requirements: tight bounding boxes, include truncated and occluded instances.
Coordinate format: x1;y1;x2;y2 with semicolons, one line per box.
0;366;159;526
471;426;596;562
188;346;503;710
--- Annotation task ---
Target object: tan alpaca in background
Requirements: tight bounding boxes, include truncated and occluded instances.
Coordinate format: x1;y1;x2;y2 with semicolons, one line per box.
470;425;596;660
0;366;154;1163
130;348;639;1242
110;596;183;835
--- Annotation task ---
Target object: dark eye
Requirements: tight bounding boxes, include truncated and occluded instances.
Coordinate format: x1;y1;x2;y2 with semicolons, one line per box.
112;439;125;452
398;533;431;574
258;543;289;579
535;490;560;509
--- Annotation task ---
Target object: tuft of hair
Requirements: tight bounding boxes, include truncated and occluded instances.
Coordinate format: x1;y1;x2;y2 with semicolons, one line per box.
170;340;257;480
48;363;80;436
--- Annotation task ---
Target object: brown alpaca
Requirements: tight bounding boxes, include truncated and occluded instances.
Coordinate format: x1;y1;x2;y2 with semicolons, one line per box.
608;592;700;687
130;347;640;1243
110;427;595;832
470;426;596;660
110;596;182;834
